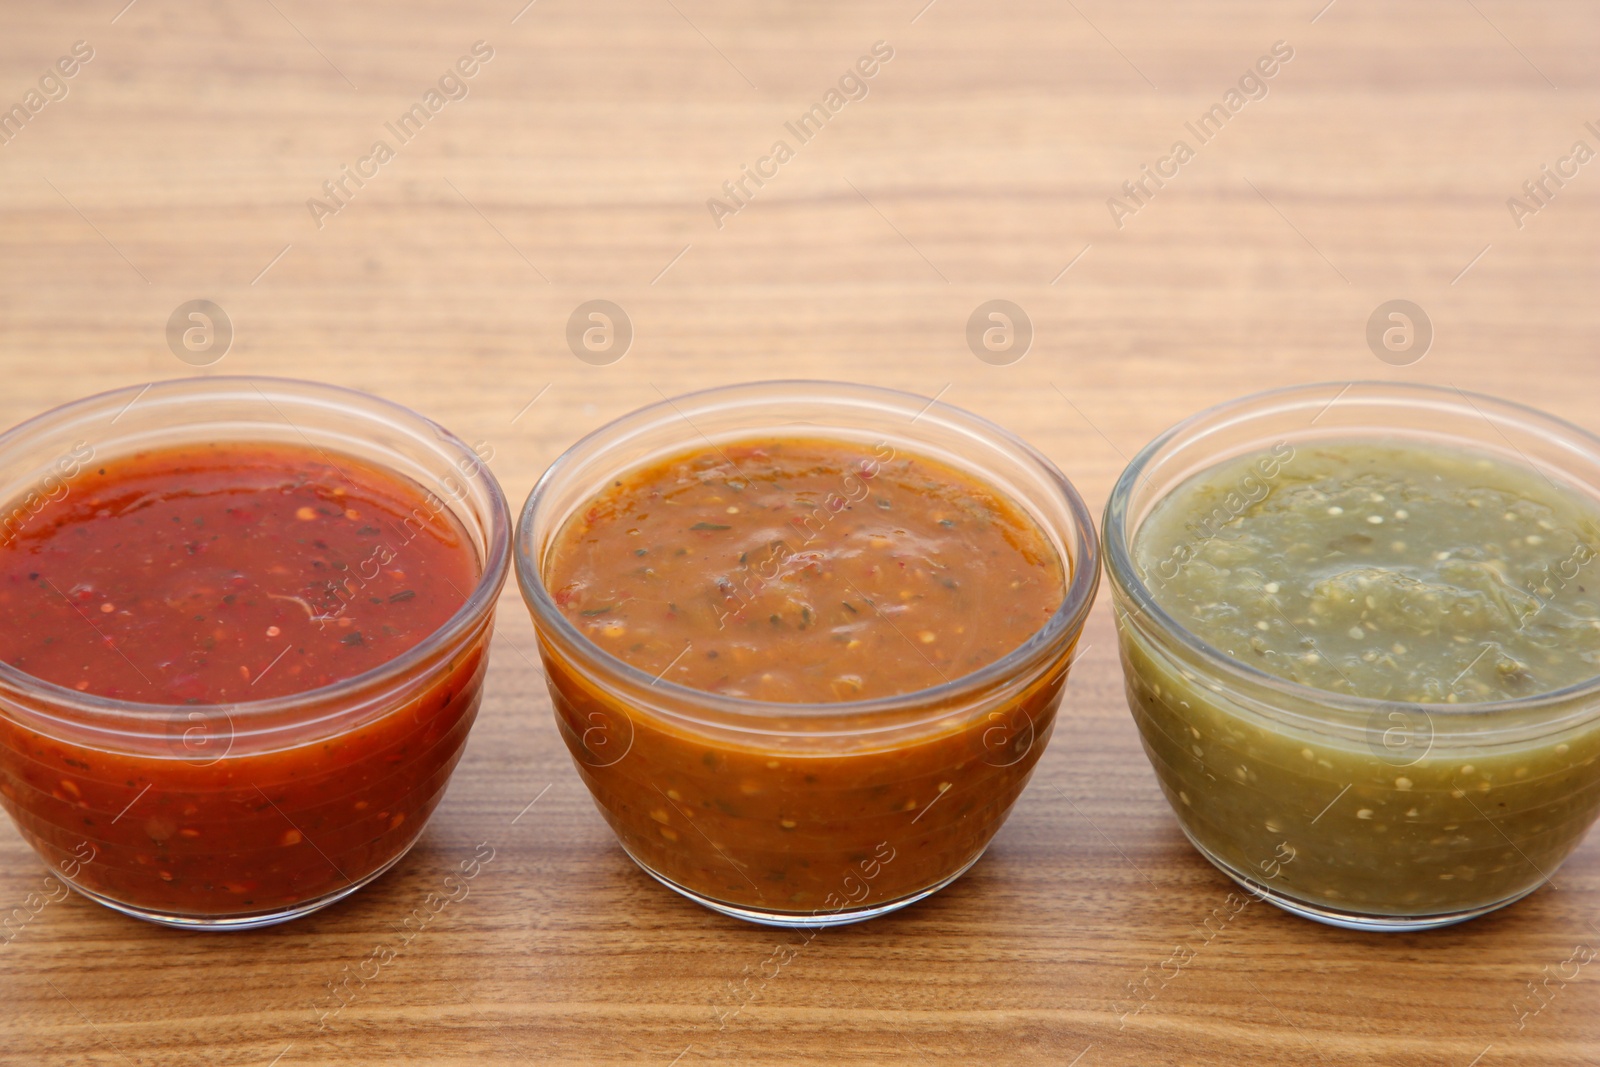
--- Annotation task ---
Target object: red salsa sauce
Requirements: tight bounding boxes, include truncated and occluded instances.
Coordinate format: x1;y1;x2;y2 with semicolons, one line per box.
0;442;484;920
0;443;473;702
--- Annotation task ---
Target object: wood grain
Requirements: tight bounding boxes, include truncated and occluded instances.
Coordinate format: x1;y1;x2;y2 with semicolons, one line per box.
2;0;1599;1063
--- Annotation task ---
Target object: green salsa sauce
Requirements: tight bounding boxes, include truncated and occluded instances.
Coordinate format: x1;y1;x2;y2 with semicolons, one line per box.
1120;438;1600;921
1138;440;1600;702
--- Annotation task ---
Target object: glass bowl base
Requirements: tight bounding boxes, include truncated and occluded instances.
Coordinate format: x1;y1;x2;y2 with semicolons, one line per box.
623;845;988;928
1182;828;1545;932
59;838;419;930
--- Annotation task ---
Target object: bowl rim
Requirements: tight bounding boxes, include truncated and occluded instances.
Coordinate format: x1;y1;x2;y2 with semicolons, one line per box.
1103;379;1600;719
0;374;512;723
516;379;1101;722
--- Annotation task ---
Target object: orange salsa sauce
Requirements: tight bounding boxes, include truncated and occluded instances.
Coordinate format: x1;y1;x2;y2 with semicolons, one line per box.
0;443;483;919
546;438;1062;698
542;437;1070;915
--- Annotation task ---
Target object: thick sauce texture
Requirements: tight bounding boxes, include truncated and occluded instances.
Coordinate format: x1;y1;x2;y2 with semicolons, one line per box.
546;437;1062;699
0;443;474;703
0;443;486;919
1122;439;1600;917
542;436;1072;914
1137;440;1600;702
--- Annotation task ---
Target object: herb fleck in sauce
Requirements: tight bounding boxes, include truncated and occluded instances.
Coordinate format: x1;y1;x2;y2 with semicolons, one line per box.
546;437;1064;700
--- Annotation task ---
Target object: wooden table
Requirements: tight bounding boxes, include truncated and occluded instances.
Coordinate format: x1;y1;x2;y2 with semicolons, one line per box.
2;1;1598;1063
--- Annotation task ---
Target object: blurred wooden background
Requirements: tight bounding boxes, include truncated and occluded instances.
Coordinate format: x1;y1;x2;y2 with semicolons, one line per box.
1;0;1598;1063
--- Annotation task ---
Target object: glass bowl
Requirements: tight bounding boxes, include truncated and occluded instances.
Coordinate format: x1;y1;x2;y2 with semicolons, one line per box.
517;380;1099;926
0;377;510;929
1104;381;1600;930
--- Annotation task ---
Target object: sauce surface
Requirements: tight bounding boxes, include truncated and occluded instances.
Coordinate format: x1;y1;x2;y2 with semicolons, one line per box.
0;442;476;704
1136;439;1600;702
0;441;488;920
544;436;1066;701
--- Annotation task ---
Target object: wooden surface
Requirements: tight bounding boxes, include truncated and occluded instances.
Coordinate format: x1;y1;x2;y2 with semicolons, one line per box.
3;1;1599;1063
